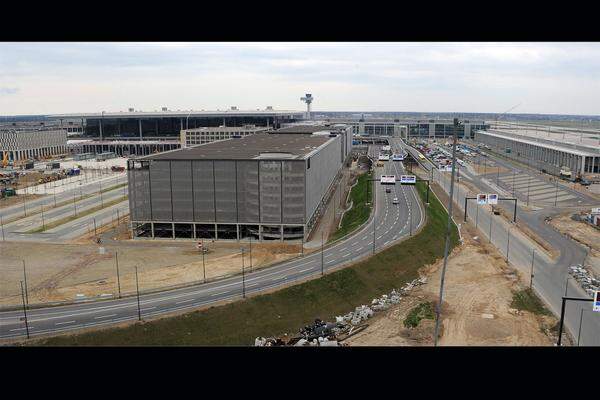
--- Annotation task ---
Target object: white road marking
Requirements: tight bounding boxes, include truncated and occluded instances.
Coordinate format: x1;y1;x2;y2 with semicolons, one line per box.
94;314;117;319
55;320;76;326
210;290;231;297
175;299;195;305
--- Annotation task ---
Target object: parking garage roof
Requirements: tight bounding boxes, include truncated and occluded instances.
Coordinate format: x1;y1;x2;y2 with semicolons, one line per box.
139;133;334;161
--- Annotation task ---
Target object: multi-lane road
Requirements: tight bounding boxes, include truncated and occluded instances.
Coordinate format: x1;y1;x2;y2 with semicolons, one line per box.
0;144;424;340
398;138;600;346
1;173;128;242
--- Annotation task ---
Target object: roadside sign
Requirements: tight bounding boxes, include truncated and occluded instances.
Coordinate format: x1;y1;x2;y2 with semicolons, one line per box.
592;208;600;215
400;175;416;184
477;193;488;205
594;291;600;312
488;193;498;205
380;175;396;185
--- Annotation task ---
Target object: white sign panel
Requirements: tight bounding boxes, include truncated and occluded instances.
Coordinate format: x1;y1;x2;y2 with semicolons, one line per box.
592;208;600;215
380;175;396;185
594;291;600;312
488;194;498;205
477;193;488;205
400;175;416;184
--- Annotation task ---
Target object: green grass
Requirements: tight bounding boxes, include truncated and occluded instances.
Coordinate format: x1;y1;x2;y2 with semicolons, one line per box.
26;195;128;233
34;182;458;346
511;288;552;316
329;172;373;242
403;302;435;328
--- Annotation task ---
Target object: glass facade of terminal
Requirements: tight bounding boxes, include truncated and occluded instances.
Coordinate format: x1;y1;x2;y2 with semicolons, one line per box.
84;115;298;138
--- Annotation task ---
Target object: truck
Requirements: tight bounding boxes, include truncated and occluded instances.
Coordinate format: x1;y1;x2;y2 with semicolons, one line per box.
111;165;125;172
559;166;572;178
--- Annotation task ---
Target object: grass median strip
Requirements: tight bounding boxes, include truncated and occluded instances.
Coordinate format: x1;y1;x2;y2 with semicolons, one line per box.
329;171;373;242
25;195;128;233
33;182;458;346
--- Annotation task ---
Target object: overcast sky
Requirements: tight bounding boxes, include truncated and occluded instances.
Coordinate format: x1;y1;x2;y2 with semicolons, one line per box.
1;42;600;116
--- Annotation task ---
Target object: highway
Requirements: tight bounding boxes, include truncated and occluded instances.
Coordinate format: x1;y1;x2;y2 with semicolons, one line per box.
1;174;128;242
0;144;425;340
398;138;600;346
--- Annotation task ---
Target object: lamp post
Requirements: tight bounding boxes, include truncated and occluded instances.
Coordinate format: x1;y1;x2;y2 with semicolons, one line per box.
530;249;535;289
135;266;141;321
241;248;246;298
321;231;325;276
202;238;206;283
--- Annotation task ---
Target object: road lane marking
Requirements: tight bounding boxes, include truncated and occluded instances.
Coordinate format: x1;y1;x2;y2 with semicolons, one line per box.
94;313;117;319
211;290;231;297
55;320;76;326
175;298;196;305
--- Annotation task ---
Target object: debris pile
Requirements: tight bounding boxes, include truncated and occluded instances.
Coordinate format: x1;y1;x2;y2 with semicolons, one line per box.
568;264;599;297
254;277;427;346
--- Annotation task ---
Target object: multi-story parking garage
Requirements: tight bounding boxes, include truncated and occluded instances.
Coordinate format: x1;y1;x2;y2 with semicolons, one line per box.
128;128;353;241
474;129;600;176
0;127;68;161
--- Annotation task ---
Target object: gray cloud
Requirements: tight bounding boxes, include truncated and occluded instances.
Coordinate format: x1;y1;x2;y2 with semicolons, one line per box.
1;43;600;115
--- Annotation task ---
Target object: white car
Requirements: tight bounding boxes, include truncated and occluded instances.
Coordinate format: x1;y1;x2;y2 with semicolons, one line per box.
392;197;399;204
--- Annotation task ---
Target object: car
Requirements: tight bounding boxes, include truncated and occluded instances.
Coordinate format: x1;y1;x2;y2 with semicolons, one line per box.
385;187;391;193
392;197;399;204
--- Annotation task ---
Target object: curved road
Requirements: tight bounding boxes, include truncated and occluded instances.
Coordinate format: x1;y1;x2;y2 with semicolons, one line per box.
0;144;424;340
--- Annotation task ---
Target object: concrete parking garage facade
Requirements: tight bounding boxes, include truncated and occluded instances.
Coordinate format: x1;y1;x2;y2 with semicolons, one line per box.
127;129;353;241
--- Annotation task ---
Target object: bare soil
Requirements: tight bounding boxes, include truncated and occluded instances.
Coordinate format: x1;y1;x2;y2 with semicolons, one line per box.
0;239;301;307
550;213;600;277
345;210;556;346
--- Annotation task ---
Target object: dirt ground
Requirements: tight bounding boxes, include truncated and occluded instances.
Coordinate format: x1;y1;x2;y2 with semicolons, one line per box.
0;193;44;210
473;163;511;176
345;205;557;346
0;238;301;307
550;213;600;277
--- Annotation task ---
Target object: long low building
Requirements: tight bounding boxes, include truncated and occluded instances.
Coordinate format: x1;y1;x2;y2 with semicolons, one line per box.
474;129;600;176
127;128;353;241
323;117;488;139
1;128;68;161
52;108;304;139
180;125;270;147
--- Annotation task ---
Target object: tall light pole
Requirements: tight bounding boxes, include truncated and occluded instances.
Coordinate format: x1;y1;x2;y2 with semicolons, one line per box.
201;238;206;283
20;281;30;339
434;118;460;346
22;260;29;307
321;231;325;276
241;248;246;298
530;249;535;289
115;252;121;298
135;266;141;321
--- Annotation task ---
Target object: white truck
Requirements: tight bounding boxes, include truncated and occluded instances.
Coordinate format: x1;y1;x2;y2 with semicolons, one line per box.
560;166;572;178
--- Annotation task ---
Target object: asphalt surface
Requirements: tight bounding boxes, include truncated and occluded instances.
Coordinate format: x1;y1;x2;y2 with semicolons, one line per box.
399;138;600;346
0;144;424;340
1;174;128;242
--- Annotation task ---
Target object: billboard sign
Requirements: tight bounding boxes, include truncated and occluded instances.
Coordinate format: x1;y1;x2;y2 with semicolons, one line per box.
380;175;396;185
400;175;416;184
488;194;498;205
477;193;488;205
594;291;600;312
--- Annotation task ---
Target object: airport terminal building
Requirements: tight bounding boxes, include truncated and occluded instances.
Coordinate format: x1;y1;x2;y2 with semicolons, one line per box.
474;129;600;176
127;128;353;241
52;108;304;140
0;128;68;161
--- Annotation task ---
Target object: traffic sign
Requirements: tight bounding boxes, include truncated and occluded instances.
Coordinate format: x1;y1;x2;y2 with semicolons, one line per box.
594;291;600;312
477;193;488;205
380;175;396;185
488;193;498;205
400;175;416;184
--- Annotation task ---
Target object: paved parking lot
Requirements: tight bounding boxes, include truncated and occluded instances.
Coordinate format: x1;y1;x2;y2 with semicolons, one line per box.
495;172;578;204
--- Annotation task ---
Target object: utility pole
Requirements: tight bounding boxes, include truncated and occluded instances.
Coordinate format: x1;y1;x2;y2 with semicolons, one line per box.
93;217;97;237
321;231;325;276
40;205;45;231
506;226;511;263
526;175;531;206
554;179;559;207
530;249;535;289
577;308;585;346
1;214;5;242
434;118;460;346
135;266;141;321
22;260;29;307
241;248;246;298
20;281;30;339
249;234;253;272
489;215;493;243
201;238;206;283
73;191;77;217
115;252;122;298
372;213;376;255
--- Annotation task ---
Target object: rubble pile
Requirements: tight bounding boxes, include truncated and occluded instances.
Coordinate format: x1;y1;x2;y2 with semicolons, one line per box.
568;264;600;297
254;277;427;346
